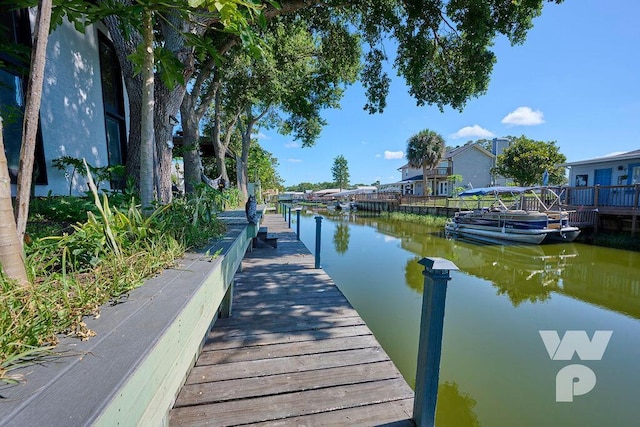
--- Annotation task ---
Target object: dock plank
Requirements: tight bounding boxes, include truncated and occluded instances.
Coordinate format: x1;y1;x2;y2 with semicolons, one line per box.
169;213;414;426
170;378;413;426
174;360;402;407
197;335;379;365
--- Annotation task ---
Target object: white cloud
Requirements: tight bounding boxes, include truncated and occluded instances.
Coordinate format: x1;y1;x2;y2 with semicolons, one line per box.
256;132;269;140
384;150;404;160
287;158;302;163
285;141;299;148
375;153;382;158
450;125;494;139
501;106;545;126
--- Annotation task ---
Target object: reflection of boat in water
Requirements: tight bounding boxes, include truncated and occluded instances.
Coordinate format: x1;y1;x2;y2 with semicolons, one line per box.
445;187;580;244
331;201;356;211
451;240;579;305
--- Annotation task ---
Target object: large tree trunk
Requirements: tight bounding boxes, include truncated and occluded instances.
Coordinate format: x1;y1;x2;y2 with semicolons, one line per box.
0;120;28;284
153;11;192;204
179;93;202;194
14;0;51;244
103;14;143;190
139;9;155;211
180;60;218;194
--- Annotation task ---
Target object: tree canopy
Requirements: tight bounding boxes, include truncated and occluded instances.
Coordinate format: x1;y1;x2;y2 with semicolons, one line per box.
406;129;446;195
7;0;565;203
492;136;567;186
331;155;350;191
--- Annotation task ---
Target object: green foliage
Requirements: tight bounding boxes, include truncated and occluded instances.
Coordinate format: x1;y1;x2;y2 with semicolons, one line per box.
52;156;125;196
406;129;446;171
285;181;336;192
492;136;567;186
2;179;230;378
331;155;350;190
406;129;445;196
247;143;284;191
385;211;448;227
154;185;229;249
353;0;564;112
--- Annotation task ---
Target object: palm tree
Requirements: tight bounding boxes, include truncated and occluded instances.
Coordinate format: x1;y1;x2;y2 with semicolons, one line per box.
406;129;446;197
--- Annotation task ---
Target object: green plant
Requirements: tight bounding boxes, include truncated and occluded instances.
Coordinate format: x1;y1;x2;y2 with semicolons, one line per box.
52;156;126;196
385;211;448;227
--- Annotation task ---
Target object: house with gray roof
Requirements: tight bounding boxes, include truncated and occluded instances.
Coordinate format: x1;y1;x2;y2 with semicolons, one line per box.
393;138;512;196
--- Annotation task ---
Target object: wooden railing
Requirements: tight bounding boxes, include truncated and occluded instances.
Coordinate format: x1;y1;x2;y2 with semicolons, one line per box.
425;166;452;177
563;184;640;209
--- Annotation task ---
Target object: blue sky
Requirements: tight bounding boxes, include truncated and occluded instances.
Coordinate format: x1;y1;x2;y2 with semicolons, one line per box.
257;0;640;188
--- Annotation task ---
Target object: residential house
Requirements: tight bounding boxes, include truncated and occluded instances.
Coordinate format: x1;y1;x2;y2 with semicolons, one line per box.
564;149;640;188
1;6;128;196
392;138;511;196
563;149;640;207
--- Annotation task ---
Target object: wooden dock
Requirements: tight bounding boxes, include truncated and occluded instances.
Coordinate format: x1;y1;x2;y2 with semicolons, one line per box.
169;213;414;426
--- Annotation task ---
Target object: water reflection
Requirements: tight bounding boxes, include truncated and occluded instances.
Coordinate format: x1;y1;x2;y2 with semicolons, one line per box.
333;222;350;254
299;210;640;426
327;210;640;319
447;241;576;306
436;382;480;427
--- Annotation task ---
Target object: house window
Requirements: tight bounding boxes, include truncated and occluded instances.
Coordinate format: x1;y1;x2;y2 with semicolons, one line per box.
631;164;640;185
97;32;127;189
438;180;448;196
575;174;588;187
0;6;48;184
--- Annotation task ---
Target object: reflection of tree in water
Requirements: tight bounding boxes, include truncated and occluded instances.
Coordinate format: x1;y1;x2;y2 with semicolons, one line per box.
493;273;556;306
404;256;425;294
435;381;481;427
333;222;350;254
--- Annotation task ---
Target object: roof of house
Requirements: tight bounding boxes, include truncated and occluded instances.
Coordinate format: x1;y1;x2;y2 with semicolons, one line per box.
397;142;493;170
564;149;640;167
445;142;493;159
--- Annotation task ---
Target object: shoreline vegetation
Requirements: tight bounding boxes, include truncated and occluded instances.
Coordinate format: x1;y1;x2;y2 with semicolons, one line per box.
1;186;234;382
296;201;640;251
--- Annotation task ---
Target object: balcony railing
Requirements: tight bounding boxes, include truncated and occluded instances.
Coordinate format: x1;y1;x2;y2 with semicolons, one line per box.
425;167;452;177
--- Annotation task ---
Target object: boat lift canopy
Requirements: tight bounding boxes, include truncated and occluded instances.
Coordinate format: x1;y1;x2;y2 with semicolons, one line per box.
457;186;569;212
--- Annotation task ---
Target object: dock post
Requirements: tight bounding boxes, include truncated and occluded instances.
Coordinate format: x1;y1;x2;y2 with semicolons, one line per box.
288;206;292;228
220;280;234;318
413;257;458;427
314;215;322;268
296;208;301;240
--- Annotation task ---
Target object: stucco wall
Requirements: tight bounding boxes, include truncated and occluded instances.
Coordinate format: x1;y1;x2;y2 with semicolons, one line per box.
36;20;108;196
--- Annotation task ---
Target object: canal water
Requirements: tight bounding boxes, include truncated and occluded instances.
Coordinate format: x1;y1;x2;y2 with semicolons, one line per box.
293;208;640;427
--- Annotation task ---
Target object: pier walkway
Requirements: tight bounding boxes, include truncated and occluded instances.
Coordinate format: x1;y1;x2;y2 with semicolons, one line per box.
169;212;414;426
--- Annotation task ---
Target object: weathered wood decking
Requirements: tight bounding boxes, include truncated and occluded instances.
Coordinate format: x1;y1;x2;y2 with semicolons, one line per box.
169;213;414;426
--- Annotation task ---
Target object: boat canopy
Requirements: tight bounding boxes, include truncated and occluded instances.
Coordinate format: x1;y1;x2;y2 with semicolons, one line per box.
458;186;531;197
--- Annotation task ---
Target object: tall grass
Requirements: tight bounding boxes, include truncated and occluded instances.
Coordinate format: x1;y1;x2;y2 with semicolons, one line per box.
1;184;228;381
385;211;448;227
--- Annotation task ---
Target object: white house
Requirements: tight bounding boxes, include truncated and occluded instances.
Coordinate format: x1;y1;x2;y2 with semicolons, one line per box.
2;5;128;196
